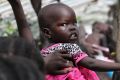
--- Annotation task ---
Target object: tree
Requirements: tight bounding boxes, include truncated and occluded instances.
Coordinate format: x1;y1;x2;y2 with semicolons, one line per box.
112;0;120;80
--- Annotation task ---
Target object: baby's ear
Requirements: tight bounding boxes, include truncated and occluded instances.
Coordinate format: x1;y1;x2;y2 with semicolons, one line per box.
43;28;52;38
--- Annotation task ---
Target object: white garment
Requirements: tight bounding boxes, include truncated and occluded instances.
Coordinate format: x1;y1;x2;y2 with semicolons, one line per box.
95;50;114;62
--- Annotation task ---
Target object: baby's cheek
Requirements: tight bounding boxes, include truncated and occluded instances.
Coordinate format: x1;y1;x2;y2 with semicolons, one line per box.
60;27;66;31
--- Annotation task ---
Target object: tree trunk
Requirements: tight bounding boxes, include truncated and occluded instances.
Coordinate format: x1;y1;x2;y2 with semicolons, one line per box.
112;0;120;80
112;1;119;42
116;0;120;62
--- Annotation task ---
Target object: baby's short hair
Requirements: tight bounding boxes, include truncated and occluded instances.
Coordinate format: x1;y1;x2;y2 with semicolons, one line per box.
38;3;74;31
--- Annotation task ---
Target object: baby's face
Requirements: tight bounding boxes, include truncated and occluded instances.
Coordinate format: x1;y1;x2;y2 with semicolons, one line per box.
95;23;110;34
49;7;79;43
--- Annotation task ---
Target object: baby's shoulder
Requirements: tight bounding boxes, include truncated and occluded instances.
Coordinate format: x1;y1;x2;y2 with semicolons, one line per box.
60;43;83;54
41;43;83;56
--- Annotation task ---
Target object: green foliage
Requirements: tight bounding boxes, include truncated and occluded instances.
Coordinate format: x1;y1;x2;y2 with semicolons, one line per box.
76;16;81;23
0;20;17;37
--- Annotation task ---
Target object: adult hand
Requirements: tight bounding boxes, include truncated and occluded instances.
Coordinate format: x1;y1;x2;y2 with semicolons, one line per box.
44;50;73;75
83;42;98;55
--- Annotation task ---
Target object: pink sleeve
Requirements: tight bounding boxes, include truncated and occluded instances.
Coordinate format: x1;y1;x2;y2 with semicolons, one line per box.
73;52;88;64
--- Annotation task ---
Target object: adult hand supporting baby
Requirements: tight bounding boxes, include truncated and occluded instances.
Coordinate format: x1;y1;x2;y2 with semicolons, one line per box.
44;50;73;75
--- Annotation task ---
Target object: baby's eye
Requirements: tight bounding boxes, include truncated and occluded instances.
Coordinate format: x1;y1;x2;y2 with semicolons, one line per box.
61;23;68;26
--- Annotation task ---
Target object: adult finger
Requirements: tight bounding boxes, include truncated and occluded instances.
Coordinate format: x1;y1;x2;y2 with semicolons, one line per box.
50;67;72;75
59;54;72;59
54;50;68;54
55;60;73;70
53;50;72;60
59;50;68;54
60;54;72;58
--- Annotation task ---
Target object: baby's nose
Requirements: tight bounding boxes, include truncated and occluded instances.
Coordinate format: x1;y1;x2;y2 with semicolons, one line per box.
69;26;77;31
69;27;76;31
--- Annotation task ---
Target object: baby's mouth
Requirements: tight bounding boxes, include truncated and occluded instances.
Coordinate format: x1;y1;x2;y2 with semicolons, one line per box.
69;33;78;40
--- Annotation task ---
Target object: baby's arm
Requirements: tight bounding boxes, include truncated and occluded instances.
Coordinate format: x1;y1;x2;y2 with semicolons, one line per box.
68;43;120;71
77;55;120;71
7;0;34;44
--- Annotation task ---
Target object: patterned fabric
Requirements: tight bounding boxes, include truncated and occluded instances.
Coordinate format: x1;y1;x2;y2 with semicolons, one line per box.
41;43;87;64
41;43;100;80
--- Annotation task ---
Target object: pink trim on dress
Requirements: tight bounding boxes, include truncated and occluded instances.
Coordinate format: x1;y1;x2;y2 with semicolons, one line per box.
41;43;60;52
75;52;88;64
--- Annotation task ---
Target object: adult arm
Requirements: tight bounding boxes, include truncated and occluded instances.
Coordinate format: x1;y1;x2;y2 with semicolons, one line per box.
8;0;34;44
7;0;45;73
30;0;42;15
